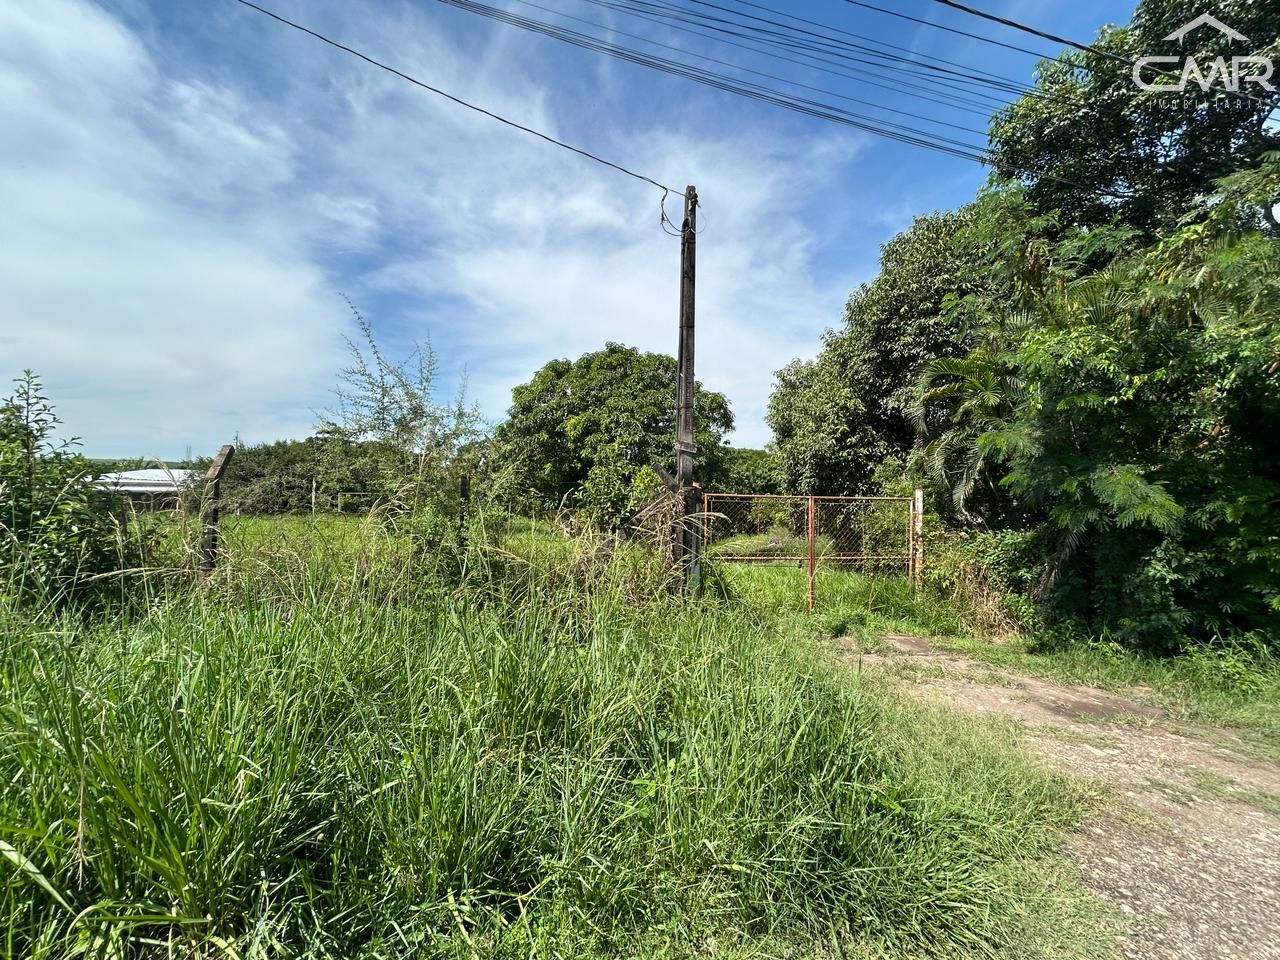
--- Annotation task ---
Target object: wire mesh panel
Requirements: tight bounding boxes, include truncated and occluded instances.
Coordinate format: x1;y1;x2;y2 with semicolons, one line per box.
814;497;912;572
702;492;919;608
702;494;811;564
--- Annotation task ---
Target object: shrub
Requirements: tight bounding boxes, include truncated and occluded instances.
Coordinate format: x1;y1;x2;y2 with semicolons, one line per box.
923;527;1043;637
0;372;132;607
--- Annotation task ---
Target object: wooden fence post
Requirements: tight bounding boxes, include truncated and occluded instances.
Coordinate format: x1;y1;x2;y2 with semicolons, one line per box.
199;444;235;576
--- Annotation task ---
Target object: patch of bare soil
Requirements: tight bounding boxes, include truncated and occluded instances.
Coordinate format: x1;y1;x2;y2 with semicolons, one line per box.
838;633;1280;960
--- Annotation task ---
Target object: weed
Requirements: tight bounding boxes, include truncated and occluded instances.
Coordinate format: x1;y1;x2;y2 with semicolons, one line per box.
0;520;1107;959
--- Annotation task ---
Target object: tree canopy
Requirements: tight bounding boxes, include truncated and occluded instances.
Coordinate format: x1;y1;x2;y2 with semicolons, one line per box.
767;0;1280;647
494;343;734;517
768;190;1041;494
987;0;1280;234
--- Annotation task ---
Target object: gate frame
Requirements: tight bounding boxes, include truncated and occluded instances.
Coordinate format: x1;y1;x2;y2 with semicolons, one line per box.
701;490;924;610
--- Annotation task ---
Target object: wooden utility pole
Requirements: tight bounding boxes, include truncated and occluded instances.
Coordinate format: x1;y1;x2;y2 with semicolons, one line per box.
199;444;235;576
674;185;699;590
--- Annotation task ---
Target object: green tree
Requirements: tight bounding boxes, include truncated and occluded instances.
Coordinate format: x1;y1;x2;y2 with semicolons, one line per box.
968;160;1280;645
495;343;733;518
215;433;386;514
712;447;780;494
769;190;1037;494
909;325;1025;525
988;0;1279;234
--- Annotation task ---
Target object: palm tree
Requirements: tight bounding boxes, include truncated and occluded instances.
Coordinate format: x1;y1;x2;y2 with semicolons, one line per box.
908;316;1028;522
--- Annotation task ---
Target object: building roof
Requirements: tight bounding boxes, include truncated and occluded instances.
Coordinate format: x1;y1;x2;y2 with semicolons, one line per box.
94;468;202;494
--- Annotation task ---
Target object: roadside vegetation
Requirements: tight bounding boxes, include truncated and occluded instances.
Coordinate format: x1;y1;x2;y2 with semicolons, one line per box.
769;0;1279;653
2;494;1112;958
2;0;1277;956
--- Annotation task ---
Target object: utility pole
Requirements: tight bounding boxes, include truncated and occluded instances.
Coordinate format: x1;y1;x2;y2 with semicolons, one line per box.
674;185;699;590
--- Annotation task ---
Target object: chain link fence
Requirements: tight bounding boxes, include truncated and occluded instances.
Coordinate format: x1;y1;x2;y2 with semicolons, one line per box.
701;491;923;608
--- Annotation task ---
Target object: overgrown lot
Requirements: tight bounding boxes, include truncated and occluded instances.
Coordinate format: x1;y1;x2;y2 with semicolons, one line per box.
1;518;1104;959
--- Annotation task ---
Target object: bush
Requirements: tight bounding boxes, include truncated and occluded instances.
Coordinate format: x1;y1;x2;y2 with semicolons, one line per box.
923;527;1043;637
0;372;135;608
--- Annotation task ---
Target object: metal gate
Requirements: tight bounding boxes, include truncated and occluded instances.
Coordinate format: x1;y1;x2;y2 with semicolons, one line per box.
700;491;923;609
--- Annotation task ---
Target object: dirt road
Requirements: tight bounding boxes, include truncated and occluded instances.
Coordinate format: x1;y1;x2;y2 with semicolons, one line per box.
842;634;1280;960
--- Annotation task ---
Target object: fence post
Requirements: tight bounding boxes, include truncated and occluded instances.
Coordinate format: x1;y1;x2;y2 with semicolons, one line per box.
806;495;816;611
458;472;471;553
199;444;235;576
912;488;924;589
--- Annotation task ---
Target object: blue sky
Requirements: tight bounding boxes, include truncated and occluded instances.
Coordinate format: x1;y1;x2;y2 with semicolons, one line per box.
1;0;1136;458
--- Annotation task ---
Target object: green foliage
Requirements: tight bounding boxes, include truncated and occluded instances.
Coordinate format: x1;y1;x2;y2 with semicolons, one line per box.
0;524;1100;959
320;302;484;509
215;433;379;514
944;159;1280;646
769;190;1040;494
988;0;1280;233
495;343;733;520
217;305;486;516
769;0;1280;651
0;372;130;607
922;528;1045;637
909;312;1035;526
711;446;780;494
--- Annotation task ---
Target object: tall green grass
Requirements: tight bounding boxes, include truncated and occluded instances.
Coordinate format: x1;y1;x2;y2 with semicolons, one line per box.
0;518;1102;958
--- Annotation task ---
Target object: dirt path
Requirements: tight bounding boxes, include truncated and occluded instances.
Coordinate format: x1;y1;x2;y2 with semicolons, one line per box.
838;634;1280;960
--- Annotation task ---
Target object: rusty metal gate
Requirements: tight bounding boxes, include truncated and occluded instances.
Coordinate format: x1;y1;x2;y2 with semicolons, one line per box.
700;491;923;609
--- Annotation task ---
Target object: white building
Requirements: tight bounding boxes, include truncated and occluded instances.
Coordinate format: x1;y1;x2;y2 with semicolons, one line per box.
94;468;201;509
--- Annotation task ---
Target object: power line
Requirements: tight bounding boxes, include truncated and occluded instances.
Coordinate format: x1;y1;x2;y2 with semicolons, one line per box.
586;0;1034;113
926;0;1272;108
927;0;1125;60
445;0;1132;198
232;0;1120;203
727;0;1033;90
581;0;1011;114
440;0;992;160
508;0;991;137
609;0;1044;104
674;0;1047;100
840;0;1059;61
231;0;680;194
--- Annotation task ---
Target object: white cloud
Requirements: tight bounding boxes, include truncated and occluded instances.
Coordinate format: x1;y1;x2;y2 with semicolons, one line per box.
0;0;348;456
0;0;863;456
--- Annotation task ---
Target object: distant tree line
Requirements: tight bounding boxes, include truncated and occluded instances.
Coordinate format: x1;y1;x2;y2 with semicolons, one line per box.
214;341;780;521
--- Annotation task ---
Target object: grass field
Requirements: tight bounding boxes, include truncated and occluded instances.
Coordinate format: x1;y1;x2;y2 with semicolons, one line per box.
2;514;1114;958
